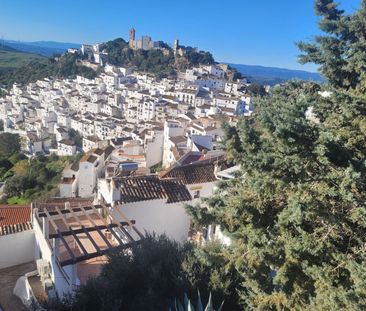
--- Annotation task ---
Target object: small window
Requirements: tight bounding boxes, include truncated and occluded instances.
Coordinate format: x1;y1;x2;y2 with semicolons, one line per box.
193;190;200;199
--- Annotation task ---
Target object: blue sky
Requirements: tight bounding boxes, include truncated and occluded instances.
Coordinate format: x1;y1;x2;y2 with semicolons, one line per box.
0;0;361;71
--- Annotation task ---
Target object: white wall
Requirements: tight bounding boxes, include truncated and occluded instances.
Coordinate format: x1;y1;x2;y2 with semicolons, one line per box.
0;230;35;269
78;162;96;198
184;182;216;200
33;216;73;298
112;200;191;242
146;131;164;168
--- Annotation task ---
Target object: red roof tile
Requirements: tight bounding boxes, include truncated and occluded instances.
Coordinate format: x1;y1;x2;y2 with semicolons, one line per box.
0;205;32;227
0;205;32;235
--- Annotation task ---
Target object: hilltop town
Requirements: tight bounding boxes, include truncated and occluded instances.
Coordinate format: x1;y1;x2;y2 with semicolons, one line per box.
2;0;365;310
0;28;252;309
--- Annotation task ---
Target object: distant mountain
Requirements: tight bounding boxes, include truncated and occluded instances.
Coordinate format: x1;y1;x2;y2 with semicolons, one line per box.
228;63;324;85
3;40;81;57
0;44;17;52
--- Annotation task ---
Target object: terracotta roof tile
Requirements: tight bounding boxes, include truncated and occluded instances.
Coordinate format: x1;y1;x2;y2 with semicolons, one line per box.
0;205;32;236
117;175;192;204
161;163;218;185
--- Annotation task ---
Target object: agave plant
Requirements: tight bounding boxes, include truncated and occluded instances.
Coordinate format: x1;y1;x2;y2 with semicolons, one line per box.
169;291;224;311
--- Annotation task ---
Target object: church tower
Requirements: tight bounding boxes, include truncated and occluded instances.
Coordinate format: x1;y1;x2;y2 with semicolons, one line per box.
129;28;136;49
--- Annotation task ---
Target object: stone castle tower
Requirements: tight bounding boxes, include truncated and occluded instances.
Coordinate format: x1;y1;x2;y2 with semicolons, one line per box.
173;39;180;56
129;28;136;48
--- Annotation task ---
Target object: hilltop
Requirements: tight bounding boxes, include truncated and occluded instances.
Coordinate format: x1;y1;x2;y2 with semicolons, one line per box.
101;37;215;78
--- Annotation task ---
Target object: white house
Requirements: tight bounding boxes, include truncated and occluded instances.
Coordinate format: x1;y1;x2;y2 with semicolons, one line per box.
57;139;76;156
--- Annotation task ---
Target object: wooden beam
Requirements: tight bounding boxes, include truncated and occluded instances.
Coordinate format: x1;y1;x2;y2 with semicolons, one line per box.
113;206;134;228
132;225;145;239
119;225;135;243
103;207;135;244
54;205;89;258
112;205;144;239
59;241;140;267
55;206;71;229
68;204;104;254
49;224;118;239
70;229;89;257
79;206;113;249
95;205;129;245
82;225;101;254
58;230;76;262
38;204;103;218
44;209;60;236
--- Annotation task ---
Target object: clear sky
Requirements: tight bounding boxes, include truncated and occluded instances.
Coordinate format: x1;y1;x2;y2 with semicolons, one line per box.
0;0;361;71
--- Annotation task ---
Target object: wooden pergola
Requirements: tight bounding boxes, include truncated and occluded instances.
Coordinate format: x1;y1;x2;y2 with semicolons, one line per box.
36;203;144;267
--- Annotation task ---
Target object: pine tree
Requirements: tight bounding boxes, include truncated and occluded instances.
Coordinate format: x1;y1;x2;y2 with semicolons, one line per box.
298;0;366;95
190;1;366;309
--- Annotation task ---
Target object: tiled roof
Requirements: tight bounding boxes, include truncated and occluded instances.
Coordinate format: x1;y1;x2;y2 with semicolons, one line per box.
180;152;203;165
104;145;115;158
170;136;186;145
117;175;192;204
0;205;32;236
94;148;104;155
70;161;79;171
61;177;76;184
161;162;218;185
0;222;32;236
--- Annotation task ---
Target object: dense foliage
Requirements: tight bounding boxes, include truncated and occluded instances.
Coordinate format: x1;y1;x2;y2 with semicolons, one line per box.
244;83;268;97
52;236;240;311
0;133;21;158
298;0;366;95
0;53;97;88
68;129;82;147
185;49;215;66
187;1;366;309
0;143;69;204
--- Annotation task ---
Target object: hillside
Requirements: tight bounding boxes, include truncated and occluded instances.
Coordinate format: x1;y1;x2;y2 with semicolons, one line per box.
228;63;324;85
0;45;45;68
3;40;81;57
103;38;215;78
0;53;97;88
0;37;219;87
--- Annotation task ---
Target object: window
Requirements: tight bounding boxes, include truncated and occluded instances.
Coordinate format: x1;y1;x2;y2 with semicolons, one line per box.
193;190;200;199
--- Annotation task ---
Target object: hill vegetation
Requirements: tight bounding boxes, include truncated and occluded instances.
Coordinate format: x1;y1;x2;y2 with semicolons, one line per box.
0;45;45;68
0;37;219;88
103;38;215;78
0;133;76;204
0;53;97;88
187;0;366;309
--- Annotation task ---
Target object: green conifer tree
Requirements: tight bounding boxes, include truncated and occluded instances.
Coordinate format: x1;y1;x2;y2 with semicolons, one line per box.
189;1;366;309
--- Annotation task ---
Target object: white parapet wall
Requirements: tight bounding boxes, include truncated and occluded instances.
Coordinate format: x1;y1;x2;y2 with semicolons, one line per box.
0;230;36;269
33;214;73;298
113;200;191;242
